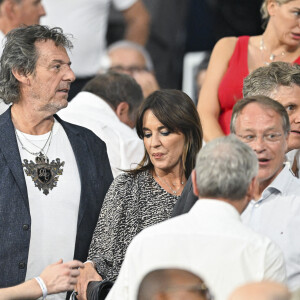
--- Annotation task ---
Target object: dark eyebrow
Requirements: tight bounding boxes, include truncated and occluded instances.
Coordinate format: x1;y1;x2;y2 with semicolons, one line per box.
51;59;72;66
142;126;167;131
158;126;167;130
283;102;297;106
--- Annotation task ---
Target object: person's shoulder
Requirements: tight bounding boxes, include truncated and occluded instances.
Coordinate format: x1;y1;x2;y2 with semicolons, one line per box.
114;170;149;183
57;115;106;144
114;172;134;183
210;36;239;63
285;176;300;199
112;170;154;194
214;36;238;51
278;164;300;194
239;221;280;251
128;213;188;251
110;119;141;142
110;171;139;187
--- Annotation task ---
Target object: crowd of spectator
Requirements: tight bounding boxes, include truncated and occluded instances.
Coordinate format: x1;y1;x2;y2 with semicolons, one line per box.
0;1;300;300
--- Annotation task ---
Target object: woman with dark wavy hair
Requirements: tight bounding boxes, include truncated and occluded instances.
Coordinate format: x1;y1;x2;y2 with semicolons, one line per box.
75;89;202;298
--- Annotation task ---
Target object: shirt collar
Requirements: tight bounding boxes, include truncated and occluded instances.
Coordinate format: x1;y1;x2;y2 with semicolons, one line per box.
190;199;241;221
259;164;295;201
68;91;119;120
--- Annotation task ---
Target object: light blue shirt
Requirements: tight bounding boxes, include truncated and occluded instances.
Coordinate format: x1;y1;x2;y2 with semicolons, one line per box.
242;165;300;291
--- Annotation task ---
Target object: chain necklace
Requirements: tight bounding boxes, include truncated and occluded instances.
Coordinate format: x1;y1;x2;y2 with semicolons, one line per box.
260;36;285;65
15;125;54;157
155;172;184;195
14;122;65;195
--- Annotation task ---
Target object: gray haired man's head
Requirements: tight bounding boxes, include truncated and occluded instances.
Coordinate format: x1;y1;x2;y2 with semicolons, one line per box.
102;40;154;72
0;25;72;104
243;61;300;98
195;135;258;201
230;96;290;136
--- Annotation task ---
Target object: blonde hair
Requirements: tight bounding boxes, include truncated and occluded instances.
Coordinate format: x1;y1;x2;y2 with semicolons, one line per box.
261;0;295;21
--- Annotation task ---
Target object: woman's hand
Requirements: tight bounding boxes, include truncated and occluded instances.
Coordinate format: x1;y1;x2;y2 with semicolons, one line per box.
75;262;103;300
40;259;84;294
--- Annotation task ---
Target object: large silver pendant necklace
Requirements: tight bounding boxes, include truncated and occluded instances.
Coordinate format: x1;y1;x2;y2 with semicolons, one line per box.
155;172;184;195
15;124;65;195
260;36;285;65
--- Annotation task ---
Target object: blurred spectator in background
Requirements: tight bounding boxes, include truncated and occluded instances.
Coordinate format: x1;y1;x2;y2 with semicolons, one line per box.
197;0;300;142
228;281;291;300
59;72;144;178
108;0;263;91
0;0;46;115
206;0;263;42
42;0;150;100
137;269;212;300
107;0;189;90
194;51;211;104
185;0;263;53
100;40;159;98
0;0;46;50
291;288;300;300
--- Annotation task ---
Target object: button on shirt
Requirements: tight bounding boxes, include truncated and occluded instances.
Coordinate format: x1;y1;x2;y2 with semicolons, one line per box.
107;200;286;300
242;164;300;291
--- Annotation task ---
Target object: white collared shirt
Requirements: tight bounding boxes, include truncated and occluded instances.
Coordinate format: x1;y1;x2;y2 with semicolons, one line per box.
286;149;300;177
107;200;286;300
242;164;300;291
58;92;144;177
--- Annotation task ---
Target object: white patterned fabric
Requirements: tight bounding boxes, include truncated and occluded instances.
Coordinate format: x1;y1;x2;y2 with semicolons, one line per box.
88;170;179;281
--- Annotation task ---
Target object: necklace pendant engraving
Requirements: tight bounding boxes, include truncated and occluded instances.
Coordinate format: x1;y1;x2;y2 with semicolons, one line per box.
22;153;65;195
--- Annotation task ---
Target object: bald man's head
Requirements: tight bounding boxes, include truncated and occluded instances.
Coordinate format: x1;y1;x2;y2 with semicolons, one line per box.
228;282;290;300
138;268;211;300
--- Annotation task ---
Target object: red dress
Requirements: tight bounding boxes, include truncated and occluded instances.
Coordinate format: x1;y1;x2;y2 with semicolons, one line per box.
217;36;300;135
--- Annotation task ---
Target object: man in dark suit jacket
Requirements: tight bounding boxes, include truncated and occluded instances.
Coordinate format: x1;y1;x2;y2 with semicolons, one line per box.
0;25;113;296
